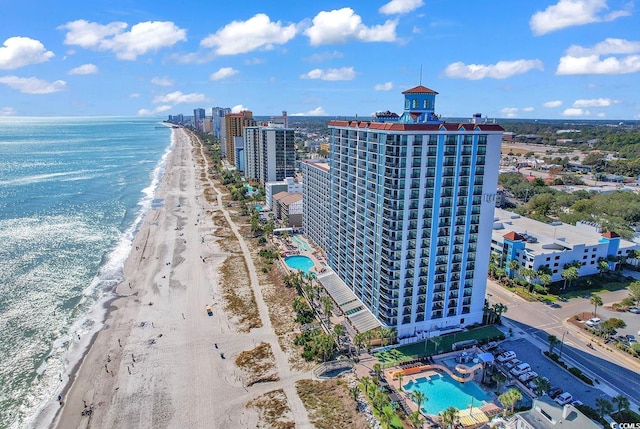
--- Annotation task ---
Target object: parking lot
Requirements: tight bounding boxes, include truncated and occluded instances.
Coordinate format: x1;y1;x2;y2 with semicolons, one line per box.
497;338;605;409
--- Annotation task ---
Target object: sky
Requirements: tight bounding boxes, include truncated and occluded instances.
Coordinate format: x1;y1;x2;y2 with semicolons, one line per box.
1;0;639;119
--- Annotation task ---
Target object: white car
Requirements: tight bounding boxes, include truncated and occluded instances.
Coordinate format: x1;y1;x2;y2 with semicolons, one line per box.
585;318;601;327
510;363;531;377
555;392;573;405
571;400;583;406
497;351;517;363
629;307;640;314
505;359;522;370
519;371;538;383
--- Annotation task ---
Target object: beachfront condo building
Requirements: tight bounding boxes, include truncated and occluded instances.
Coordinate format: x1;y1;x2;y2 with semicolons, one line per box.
193;108;206;131
300;160;331;253
304;85;503;341
224;111;255;165
243;122;296;184
212;107;231;141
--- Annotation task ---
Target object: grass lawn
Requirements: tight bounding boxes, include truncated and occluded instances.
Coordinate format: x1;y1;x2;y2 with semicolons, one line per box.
375;325;504;366
559;277;632;299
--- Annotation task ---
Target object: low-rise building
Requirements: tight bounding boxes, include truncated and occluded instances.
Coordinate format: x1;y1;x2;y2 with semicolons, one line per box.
508;396;600;429
272;191;303;227
491;208;639;281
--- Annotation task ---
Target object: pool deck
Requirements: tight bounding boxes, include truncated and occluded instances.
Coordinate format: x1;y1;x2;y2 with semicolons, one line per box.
272;234;327;275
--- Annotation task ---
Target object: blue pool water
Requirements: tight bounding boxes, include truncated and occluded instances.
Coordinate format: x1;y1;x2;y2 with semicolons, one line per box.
255;205;263;211
290;234;311;251
284;255;314;273
403;373;490;415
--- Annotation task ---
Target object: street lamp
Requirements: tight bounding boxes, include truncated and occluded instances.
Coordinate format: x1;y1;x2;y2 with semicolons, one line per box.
558;331;569;359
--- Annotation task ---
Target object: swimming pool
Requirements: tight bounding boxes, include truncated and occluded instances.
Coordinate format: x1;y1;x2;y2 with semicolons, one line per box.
403;373;490;415
290;234;310;251
284;255;314;274
255;204;263;211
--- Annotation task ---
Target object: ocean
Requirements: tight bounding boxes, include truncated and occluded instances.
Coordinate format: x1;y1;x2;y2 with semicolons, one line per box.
0;117;172;428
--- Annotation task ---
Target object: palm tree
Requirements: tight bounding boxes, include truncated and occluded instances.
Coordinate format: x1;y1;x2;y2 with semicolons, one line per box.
380;327;396;346
591;294;604;317
533;376;551;396
411;390;428;412
492;372;507;392
439;406;459;429
359;376;373;397
612;394;630;413
548;334;559;354
493;303;508;324
349;386;360;410
499;388;522;416
372;363;382;380
380;407;395;429
394;372;404;391
561;266;579;290
595;397;613;419
508;260;520;279
408;410;425;429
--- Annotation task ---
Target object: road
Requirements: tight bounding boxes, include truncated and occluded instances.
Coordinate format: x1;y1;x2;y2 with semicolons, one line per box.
486;279;640;407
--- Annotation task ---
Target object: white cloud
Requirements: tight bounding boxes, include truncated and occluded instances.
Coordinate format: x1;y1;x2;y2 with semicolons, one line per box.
59;19;186;60
573;98;617;107
557;38;640;75
129;92;140;98
596;112;606;117
556;54;640;74
566;38;640;56
300;67;356;81
68;63;98;75
379;0;424;15
443;59;543;79
500;107;519;118
231;104;249;113
244;57;264;65
138;105;173;116
291;107;328;116
563;107;590;116
151;76;173;86
304;50;344;62
152;91;207;104
522;107;535;112
530;0;631;36
304;8;397;45
201;14;297;55
374;82;393;91
210;67;238;81
543;100;563;108
0;37;54;69
0;76;66;94
1;107;17;115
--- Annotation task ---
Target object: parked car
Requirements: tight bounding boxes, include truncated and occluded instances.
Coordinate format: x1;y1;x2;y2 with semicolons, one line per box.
585;318;601;327
548;387;563;399
626;334;637;343
505;359;522;370
510;363;531;377
555;392;573;405
519;371;538;383
571;400;584;406
497;351;517;363
629;307;640;314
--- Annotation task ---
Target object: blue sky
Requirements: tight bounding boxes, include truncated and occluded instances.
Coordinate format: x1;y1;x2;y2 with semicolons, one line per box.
1;0;639;119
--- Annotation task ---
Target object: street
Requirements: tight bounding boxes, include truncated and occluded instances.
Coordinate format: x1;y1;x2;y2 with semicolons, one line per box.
486;279;640;408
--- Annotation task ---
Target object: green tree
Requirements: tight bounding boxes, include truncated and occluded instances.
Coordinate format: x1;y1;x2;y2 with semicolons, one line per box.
508;260;520;279
372;363;382;380
548;334;559;354
591;294;604;317
408;410;425;429
595;397;613;418
597;258;610;275
492;303;508;323
349;386;360;410
612;394;630;413
439;406;459;429
411;390;428;412
333;324;344;338
534;376;551;396
492;372;507;392
499;388;523;416
394;371;404;391
561;266;579;289
380;407;395;429
629;281;640;306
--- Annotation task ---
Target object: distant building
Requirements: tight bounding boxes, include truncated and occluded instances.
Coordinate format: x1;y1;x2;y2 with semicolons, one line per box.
233;137;244;171
508;396;600;429
243;122;296;184
193;108;206;131
491;208;639;281
269;110;289;128
272;191;303;227
224;111;255;165
300;160;330;254
265;177;302;210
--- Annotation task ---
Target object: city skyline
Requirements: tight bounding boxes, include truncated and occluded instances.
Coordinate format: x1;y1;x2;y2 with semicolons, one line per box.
1;0;639;119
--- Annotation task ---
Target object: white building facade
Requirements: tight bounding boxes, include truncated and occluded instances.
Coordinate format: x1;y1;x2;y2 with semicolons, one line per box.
243;122;296;184
300;160;331;253
321;86;503;341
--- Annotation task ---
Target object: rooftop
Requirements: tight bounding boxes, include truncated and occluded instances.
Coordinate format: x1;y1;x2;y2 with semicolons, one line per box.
516;396;600;429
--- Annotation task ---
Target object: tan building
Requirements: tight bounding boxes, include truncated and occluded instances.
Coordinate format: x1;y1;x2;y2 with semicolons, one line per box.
272;191;303;227
224;111;255;164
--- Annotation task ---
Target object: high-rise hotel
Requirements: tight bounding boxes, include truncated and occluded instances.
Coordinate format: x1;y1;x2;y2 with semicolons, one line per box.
303;85;503;341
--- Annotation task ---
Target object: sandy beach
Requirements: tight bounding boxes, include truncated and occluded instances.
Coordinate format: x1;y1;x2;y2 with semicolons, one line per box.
42;127;315;428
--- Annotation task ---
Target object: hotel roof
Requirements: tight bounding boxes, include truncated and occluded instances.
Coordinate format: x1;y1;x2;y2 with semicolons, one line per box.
493;208;636;253
401;85;439;94
327;120;504;132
